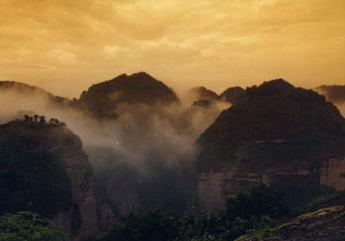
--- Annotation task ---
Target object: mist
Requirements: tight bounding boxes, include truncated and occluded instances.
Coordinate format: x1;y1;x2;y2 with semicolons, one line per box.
0;86;230;214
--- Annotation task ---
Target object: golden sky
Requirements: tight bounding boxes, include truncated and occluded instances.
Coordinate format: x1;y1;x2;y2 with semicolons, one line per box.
0;0;344;97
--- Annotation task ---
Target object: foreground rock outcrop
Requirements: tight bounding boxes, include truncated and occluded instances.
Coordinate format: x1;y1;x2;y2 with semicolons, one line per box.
196;79;345;210
236;205;345;241
0;117;98;240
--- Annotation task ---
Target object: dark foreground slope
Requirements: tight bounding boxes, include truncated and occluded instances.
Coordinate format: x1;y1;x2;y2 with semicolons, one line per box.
237;204;345;241
0;117;98;239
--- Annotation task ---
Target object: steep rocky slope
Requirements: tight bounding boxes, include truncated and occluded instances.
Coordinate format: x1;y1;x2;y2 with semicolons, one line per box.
78;72;179;119
0;117;98;240
196;79;345;210
236;205;345;241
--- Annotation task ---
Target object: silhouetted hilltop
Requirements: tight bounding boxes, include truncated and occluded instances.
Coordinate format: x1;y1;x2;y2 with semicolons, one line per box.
0;80;71;106
220;86;245;104
197;79;345;171
188;86;220;108
316;85;345;104
78;72;179;119
189;86;220;101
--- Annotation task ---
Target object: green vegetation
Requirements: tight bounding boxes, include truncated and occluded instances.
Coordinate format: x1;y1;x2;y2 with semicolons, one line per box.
0;212;66;241
90;185;339;241
88;185;286;241
226;185;287;220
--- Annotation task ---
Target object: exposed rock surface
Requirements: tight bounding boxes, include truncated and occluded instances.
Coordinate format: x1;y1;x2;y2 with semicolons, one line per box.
321;158;345;191
236;205;345;241
0;118;98;240
197;172;225;210
196;79;345;210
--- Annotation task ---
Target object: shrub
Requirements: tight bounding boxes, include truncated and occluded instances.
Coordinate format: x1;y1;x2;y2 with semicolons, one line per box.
0;212;66;241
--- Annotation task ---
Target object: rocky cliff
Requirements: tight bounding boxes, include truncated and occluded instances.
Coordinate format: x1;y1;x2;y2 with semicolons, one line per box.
0;117;98;240
196;79;345;210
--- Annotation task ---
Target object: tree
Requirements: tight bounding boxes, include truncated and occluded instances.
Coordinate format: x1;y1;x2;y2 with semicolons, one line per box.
225;185;288;221
0;212;66;241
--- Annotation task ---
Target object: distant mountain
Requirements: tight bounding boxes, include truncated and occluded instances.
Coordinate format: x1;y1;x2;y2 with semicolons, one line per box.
316;85;345;104
0;117;98;239
188;86;221;108
78;72;179;119
196;79;345;210
189;86;220;101
220;86;245;104
0;80;72;107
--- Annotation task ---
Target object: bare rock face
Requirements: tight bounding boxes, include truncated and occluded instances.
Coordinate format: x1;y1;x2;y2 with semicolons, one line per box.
47;129;99;240
0;118;98;240
196;79;345;210
321;158;345;191
197;172;225;210
85;146;141;224
106;173;141;217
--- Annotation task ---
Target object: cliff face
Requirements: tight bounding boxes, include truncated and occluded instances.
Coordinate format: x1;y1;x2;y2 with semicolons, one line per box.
0;118;98;240
197;172;225;210
196;79;345;210
321;158;345;191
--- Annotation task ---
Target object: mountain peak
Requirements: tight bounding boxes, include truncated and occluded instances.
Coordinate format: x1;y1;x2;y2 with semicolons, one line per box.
79;72;179;119
197;79;345;171
246;79;296;96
